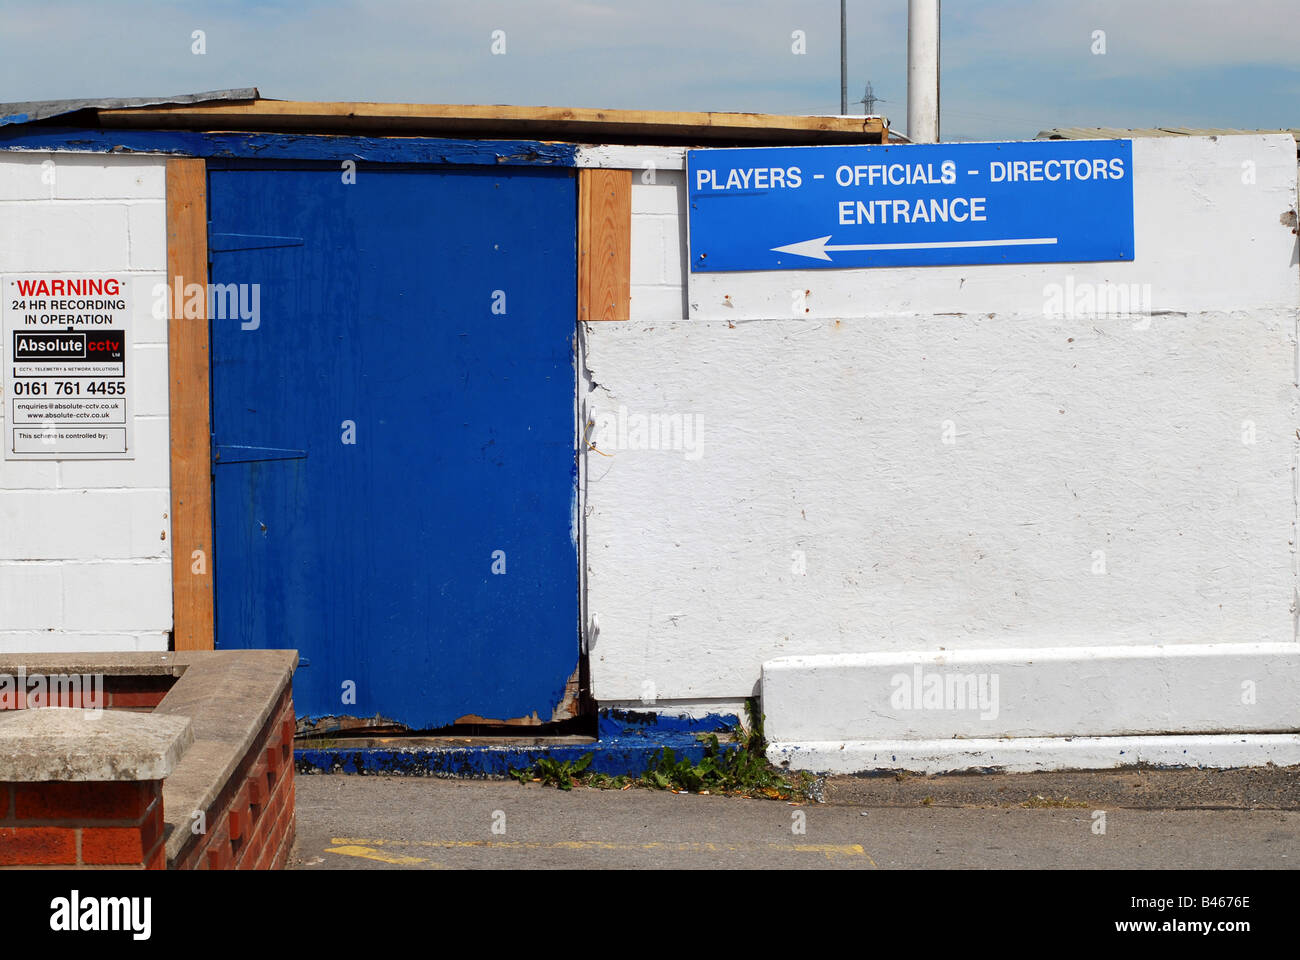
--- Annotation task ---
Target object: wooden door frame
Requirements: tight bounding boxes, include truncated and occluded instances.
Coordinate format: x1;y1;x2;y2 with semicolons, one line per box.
166;158;215;650
577;168;631;322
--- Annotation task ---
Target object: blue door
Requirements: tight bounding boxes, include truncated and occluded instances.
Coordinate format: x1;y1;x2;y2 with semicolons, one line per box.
207;162;579;728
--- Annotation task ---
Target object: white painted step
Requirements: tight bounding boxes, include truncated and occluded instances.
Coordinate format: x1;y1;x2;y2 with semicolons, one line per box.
767;734;1300;775
761;643;1300;743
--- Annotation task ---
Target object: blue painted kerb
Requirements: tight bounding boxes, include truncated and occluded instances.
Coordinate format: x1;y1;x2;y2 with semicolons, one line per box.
294;710;742;777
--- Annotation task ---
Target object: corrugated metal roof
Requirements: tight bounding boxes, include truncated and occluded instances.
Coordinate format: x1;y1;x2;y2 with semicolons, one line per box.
1038;126;1299;152
0;89;259;127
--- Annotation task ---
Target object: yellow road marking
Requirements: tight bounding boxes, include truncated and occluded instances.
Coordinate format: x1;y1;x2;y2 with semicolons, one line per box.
793;843;876;865
329;837;875;864
324;844;439;866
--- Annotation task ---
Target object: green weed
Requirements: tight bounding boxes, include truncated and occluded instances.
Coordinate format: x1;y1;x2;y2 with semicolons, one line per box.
508;699;813;801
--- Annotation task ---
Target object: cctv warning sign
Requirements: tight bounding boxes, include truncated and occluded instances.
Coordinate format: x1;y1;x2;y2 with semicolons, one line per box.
3;275;133;459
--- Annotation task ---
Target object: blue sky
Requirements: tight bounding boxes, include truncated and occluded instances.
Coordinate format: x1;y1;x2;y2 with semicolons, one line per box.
1;0;1295;140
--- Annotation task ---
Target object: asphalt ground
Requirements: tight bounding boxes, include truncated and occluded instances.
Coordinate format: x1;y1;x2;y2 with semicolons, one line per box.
290;766;1300;870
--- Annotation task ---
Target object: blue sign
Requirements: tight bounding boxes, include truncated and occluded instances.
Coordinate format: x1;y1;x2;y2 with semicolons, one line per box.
687;140;1134;272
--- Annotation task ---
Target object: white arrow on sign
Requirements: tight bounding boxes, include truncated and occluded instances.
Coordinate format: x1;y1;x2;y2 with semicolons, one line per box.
771;235;1059;261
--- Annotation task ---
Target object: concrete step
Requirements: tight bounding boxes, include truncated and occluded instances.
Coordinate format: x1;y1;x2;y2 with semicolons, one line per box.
761;642;1300;744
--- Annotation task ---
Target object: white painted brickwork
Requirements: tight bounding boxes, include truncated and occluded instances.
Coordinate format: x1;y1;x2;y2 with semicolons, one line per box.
583;134;1300;747
629;168;688;322
0;153;171;652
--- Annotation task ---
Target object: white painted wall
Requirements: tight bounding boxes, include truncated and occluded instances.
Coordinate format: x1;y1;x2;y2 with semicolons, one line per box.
583;134;1300;706
0;153;171;652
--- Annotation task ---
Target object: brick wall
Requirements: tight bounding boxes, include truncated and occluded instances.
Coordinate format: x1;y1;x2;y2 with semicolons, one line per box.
0;780;165;868
171;689;296;870
0;152;172;655
0;667;294;870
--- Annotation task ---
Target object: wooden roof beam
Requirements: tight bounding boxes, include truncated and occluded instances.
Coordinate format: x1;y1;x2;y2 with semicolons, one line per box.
95;100;888;145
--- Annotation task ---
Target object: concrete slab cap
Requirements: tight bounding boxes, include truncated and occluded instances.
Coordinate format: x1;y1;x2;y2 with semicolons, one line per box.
0;707;193;782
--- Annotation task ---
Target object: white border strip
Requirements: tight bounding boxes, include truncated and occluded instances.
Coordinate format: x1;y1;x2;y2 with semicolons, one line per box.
769;734;1300;775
